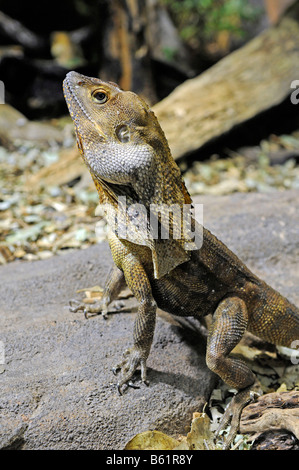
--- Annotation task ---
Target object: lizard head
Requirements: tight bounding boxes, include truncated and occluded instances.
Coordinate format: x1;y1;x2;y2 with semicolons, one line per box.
63;71;167;155
63;72;195;278
63;71;191;204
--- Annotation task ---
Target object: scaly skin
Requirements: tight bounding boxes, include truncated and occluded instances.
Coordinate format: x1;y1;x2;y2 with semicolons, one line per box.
63;71;299;448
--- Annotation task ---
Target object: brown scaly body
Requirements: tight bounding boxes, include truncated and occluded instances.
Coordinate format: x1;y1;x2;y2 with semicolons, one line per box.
63;71;299;448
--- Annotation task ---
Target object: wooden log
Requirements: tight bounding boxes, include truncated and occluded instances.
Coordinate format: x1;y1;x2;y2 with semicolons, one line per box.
264;0;295;24
0;104;63;143
240;391;299;444
24;2;299;188
153;2;299;159
250;430;299;450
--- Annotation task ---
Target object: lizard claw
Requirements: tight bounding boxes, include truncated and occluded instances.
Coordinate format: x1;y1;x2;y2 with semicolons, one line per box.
69;299;84;312
215;380;262;449
113;347;149;395
69;299;107;319
116;380;141;396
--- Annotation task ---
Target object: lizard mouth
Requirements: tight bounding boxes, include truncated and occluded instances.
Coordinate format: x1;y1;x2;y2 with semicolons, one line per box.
63;72;98;125
63;72;139;202
63;71;107;141
63;73;90;117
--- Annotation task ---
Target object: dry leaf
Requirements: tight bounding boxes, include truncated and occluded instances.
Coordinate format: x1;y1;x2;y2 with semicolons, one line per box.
240;391;299;440
124;412;215;451
76;286;104;294
185;412;215;450
124;430;180;450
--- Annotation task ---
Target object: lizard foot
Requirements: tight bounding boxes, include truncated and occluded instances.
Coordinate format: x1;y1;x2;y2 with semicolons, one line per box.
69;299;108;319
112;347;149;395
215;380;262;450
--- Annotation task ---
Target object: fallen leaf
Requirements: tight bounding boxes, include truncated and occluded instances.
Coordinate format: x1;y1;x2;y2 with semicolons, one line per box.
185;412;215;450
124;430;180;450
124;412;215;451
5;221;49;243
0;245;15;262
278;365;299;390
76;286;104;294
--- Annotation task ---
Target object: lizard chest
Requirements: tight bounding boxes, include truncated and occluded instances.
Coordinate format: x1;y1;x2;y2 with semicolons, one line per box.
150;258;229;317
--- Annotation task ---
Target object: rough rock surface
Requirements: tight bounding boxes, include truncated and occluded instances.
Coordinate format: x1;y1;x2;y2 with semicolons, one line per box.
1;190;298;450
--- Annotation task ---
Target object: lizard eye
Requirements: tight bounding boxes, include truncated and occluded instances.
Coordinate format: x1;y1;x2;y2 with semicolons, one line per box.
92;90;108;104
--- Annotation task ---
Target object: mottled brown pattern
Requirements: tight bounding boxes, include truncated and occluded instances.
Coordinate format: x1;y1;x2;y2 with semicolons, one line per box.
63;72;299;448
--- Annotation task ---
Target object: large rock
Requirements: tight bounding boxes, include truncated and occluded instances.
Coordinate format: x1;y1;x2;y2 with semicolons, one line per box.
0;246;214;450
0;190;298;449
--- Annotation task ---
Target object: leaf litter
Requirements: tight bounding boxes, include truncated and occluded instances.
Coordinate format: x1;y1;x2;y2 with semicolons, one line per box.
1;129;299;265
123;332;299;450
0;136;105;264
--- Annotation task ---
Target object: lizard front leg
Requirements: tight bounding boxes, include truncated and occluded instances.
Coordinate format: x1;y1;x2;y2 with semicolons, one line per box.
206;296;261;449
69;264;126;318
103;232;158;393
113;251;157;394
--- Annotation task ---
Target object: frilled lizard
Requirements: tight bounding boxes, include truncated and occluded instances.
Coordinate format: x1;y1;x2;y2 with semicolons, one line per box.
63;71;299;448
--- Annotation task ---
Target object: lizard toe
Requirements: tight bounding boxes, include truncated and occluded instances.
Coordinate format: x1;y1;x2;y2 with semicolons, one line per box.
216;380;262;449
69;299;85;313
69;299;107;318
113;347;149;394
